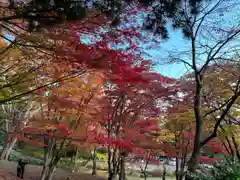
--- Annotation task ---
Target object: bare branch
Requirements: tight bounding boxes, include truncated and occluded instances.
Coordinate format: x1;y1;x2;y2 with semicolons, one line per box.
194;0;223;39
201;91;240;146
200;29;240;73
203;98;232;118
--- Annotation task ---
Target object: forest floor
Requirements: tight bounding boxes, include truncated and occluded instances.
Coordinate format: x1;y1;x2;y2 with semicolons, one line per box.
0;160;105;180
0;143;175;180
0;160;175;180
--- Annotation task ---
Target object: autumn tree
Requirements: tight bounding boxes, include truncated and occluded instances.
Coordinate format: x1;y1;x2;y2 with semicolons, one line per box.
97;58;175;180
0;99;39;160
137;137;164;180
218;119;240;161
163;105;194;180
0;44;54;159
160;102;229;180
0;2;155;105
0;0;216;57
0;34;105;160
200;64;240;162
15;70;104;180
143;0;240;176
179;62;240;174
0;45;41;104
0;12;174;180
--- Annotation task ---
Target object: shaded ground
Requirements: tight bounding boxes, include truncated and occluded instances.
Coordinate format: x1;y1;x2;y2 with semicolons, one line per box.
0;143;175;180
0;160;106;180
0;160;175;180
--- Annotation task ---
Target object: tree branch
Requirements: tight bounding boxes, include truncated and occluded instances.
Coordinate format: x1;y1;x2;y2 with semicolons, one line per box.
194;0;223;39
201;91;240;146
203;98;232;118
0;70;87;104
199;29;240;73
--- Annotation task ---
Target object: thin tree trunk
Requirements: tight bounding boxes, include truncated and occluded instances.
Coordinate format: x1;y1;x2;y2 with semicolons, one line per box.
107;148;118;180
40;138;60;180
1;102;33;160
119;155;126;180
44;165;56;180
162;164;166;180
40;151;51;180
41;152;61;180
186;34;203;179
40;162;57;180
179;157;186;180
232;136;240;161
225;137;235;158
176;157;179;180
83;156;91;167
0;140;10;160
143;172;147;180
220;125;236;161
40;137;51;180
70;153;74;165
4;137;17;160
0;135;17;160
91;148;97;176
108;147;113;180
0;118;10;160
40;166;48;180
140;151;151;180
70;149;78;166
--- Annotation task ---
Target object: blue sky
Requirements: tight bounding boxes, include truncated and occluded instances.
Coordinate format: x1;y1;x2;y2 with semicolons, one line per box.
145;28;189;79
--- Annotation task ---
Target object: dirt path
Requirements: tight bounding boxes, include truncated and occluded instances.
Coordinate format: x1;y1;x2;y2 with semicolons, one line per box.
0;160;106;180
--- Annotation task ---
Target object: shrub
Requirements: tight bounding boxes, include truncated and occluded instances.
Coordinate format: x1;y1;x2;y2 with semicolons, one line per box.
189;160;240;180
28;151;42;158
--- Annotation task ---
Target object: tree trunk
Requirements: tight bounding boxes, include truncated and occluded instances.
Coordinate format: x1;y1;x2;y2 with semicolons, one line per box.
4;137;17;160
179;156;186;180
185;31;203;180
140;152;151;180
143;172;147;180
107;148;117;180
176;158;185;180
0;136;17;160
176;157;179;180
185;144;201;180
119;155;126;180
108;145;112;180
232;136;240;161
40;164;48;180
70;153;75;165
225;137;235;158
92;148;97;176
108;172;115;180
45;165;56;180
187;136;201;168
0;141;10;160
40;151;61;180
70;149;78;167
40;163;56;180
40;152;52;180
0;119;10;160
41;140;51;180
40;139;61;180
162;165;166;180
